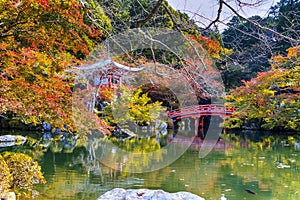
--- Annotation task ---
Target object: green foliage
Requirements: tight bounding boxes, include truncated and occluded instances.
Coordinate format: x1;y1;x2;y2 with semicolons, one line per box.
102;105;117;125
97;0;132;31
81;0;112;35
269;0;300;52
220;0;300;89
112;87;165;126
109;137;160;153
222;117;244;129
98;0;189;31
0;155;11;197
221;16;273;89
128;88;165;125
222;15;272;67
226;65;300;131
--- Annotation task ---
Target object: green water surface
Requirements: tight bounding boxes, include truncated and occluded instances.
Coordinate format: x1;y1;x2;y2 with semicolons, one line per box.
2;130;300;200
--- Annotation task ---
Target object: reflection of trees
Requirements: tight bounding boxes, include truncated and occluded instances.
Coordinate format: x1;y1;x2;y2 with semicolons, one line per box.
120;133;300;200
36;146;108;200
37;138;166;199
82;127;194;173
218;133;300;199
129;151;223;199
27;130;300;200
84;136;106;173
98;137;166;173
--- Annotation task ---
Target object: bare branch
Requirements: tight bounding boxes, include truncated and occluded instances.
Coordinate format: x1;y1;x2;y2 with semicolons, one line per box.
202;0;224;31
160;2;207;69
235;0;265;7
136;0;164;28
136;0;150;14
223;1;300;44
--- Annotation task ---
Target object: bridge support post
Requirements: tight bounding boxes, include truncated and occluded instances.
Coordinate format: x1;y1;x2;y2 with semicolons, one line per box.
194;117;205;137
194;118;199;137
199;116;205;137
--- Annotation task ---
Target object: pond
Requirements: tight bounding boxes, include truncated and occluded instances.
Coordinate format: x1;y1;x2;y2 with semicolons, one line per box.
1;130;300;200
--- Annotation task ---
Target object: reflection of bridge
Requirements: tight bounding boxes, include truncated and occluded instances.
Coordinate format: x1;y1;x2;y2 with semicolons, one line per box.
167;104;235;136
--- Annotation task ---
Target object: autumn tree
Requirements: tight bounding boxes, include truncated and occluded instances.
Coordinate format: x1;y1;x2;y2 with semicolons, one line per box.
225;46;300;131
0;0;110;130
3;0;299;133
0;0;230;135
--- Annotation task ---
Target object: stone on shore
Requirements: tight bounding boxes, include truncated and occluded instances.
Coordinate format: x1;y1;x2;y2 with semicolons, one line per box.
0;135;26;142
0;135;26;147
1;192;16;200
98;188;205;200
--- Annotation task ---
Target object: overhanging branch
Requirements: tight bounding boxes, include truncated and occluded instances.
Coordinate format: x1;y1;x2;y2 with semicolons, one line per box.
136;0;164;28
202;0;224;31
223;1;300;44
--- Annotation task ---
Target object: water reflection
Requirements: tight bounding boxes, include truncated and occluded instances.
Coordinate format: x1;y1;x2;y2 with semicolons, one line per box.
34;130;300;200
3;130;299;200
82;127;194;173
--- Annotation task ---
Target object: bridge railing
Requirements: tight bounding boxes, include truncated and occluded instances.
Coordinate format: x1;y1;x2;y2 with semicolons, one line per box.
166;104;235;118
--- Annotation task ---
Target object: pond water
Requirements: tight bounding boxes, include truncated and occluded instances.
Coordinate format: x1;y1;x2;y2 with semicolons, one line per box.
2;130;300;200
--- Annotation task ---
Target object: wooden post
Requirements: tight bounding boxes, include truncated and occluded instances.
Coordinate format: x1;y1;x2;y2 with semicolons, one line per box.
119;75;122;87
199;116;205;137
194;118;199;137
108;75;111;88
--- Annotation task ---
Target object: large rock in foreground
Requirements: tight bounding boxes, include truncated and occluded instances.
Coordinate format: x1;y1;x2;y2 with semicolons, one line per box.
98;188;205;200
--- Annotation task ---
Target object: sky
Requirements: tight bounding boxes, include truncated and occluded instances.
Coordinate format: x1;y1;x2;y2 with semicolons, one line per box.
167;0;280;30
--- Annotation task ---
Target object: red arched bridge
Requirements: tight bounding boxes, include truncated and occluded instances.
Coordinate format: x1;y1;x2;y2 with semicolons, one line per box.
166;104;235;136
167;104;235;120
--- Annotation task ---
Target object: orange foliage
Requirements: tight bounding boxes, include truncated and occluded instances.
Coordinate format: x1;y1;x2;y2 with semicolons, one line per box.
270;46;300;69
198;35;222;58
0;0;106;131
187;34;222;59
227;66;299;130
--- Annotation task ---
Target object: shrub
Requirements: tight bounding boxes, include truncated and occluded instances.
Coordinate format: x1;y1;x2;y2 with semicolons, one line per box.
1;152;46;190
0;155;11;197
